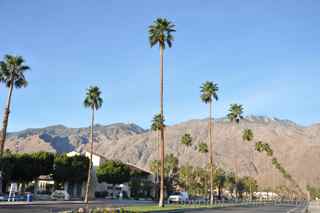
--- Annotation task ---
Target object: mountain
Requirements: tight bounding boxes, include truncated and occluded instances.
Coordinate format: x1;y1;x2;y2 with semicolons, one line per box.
6;123;146;153
4;116;320;190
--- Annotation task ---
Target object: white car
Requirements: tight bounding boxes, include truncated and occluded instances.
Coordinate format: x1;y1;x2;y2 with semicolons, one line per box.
168;192;189;203
50;190;70;201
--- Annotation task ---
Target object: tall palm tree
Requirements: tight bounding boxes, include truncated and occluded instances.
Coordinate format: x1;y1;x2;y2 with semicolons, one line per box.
150;113;164;197
242;128;254;200
227;104;244;123
227;103;245;199
180;133;192;191
197;142;209;198
151;113;164;159
83;86;103;203
0;55;29;157
149;17;175;207
200;81;218;205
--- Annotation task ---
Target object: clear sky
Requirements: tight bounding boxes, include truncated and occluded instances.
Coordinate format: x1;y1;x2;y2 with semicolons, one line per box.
0;0;319;131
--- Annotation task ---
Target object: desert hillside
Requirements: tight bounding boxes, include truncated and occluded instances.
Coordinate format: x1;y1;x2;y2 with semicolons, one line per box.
5;116;320;190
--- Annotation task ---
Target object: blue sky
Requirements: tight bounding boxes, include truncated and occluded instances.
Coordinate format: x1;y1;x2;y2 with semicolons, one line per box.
0;0;319;131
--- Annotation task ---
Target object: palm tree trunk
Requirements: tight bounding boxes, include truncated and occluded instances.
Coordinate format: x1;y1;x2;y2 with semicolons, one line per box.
0;80;14;157
159;45;165;207
84;108;95;203
209;101;214;205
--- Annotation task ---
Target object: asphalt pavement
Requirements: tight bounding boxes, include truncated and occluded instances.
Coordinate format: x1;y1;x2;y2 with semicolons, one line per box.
188;204;306;213
0;202;306;213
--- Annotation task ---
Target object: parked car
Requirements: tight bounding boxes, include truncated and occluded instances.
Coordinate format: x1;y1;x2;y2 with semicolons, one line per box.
50;190;70;201
168;192;189;203
0;195;8;201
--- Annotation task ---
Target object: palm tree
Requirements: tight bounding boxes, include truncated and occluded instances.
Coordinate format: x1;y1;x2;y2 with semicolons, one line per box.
151;113;164;158
180;133;192;192
200;81;218;205
255;141;264;152
0;55;29;157
150;113;164;198
213;168;226;199
242;129;253;142
197;142;209;154
227;104;244;123
197;142;209;197
83;86;103;203
180;133;192;151
149;17;175;207
227;103;245;199
242;128;255;200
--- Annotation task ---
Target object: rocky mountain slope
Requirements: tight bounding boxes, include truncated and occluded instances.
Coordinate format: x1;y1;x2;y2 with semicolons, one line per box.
4;116;320;190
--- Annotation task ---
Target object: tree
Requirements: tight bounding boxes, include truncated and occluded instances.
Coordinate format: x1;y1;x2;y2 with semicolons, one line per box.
179;164;193;193
180;133;193;192
83;86;103;203
151;113;165;160
149;154;179;197
242;128;257;196
195;142;209;197
255;141;273;156
213;168;226;199
0;55;29;157
180;133;192;148
151;113;164;132
227;104;244;123
53;154;89;183
31;152;55;178
242;176;257;200
225;172;236;198
242;129;254;142
149;17;175;207
149;160;161;175
192;167;209;196
255;141;264;152
96;160;130;196
129;170;154;199
200;81;218;205
197;142;208;154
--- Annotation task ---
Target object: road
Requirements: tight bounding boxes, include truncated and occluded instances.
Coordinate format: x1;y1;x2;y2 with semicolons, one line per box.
189;204;306;213
0;203;306;213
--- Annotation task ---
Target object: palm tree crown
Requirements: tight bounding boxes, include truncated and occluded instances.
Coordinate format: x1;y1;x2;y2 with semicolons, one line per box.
84;86;103;110
0;55;29;88
227;104;244;123
148;18;176;48
242;128;254;142
180;133;192;147
151;113;165;131
200;81;219;103
197;142;208;154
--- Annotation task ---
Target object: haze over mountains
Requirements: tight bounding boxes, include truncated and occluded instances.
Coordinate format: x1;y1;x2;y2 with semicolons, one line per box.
4;116;320;190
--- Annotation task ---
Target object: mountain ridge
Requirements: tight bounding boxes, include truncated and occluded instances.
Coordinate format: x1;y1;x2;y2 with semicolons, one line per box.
4;115;320;190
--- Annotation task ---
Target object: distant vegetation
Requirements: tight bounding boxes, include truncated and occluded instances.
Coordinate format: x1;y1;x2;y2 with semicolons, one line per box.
0;151;89;192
